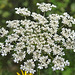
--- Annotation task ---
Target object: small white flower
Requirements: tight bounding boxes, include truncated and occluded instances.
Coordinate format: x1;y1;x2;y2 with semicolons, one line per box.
15;7;31;16
12;50;26;63
37;3;56;12
20;59;36;74
6;20;20;28
38;56;51;69
52;55;70;71
0;28;8;37
31;12;48;24
52;45;65;56
60;12;75;27
33;50;41;61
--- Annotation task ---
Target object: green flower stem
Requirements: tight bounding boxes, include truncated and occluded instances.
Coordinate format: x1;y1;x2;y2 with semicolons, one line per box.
47;53;53;59
57;24;65;31
44;12;45;16
38;69;40;75
44;51;53;59
37;68;40;75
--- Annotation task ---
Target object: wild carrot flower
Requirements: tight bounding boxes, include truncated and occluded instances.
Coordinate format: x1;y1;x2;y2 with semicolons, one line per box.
0;2;75;74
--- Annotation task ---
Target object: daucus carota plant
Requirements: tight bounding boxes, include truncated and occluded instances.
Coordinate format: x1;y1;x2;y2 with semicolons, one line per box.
0;2;75;74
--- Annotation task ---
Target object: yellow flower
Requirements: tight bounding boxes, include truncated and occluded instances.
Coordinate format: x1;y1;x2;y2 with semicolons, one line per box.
17;70;33;75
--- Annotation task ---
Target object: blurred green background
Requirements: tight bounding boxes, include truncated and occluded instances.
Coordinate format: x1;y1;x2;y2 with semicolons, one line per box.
0;0;75;75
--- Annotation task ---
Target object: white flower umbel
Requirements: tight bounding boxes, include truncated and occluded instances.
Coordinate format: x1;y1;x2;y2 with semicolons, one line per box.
6;20;20;28
52;45;65;56
0;2;75;74
48;14;60;28
31;12;48;25
37;3;56;12
61;28;75;51
52;55;70;71
0;27;8;37
12;50;26;63
60;12;75;27
15;7;31;16
20;59;36;74
33;50;41;61
6;33;19;43
38;56;51;69
1;43;13;56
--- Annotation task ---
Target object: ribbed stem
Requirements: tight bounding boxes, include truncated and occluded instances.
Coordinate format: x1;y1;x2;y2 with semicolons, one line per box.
38;69;40;75
57;25;65;31
44;12;45;16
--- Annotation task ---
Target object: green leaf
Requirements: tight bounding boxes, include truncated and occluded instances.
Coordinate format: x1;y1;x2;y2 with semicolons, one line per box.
62;68;72;75
71;3;75;12
2;11;10;18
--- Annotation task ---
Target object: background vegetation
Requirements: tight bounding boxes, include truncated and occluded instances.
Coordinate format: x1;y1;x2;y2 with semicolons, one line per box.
0;0;75;75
